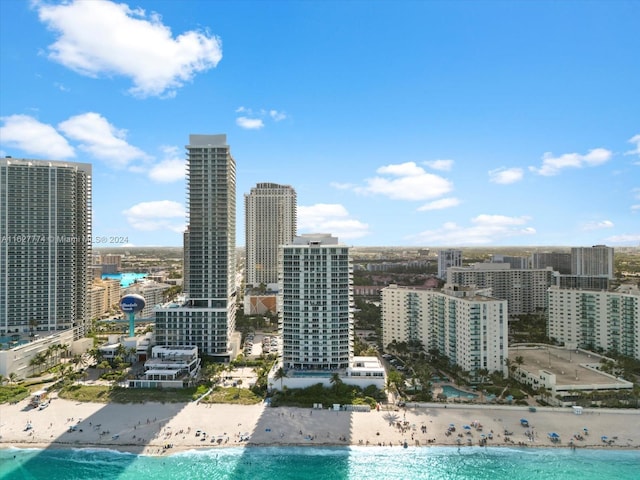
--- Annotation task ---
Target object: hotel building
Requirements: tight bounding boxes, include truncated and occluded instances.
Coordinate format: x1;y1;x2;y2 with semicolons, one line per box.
155;134;239;359
0;158;92;337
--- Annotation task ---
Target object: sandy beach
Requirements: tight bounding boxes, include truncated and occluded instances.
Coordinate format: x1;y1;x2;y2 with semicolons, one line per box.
2;392;639;455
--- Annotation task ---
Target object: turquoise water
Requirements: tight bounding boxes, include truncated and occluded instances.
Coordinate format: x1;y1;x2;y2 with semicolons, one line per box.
101;273;147;287
441;385;478;399
2;446;639;480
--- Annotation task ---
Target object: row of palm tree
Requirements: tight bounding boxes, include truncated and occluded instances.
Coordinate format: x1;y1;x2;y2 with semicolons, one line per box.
27;343;71;376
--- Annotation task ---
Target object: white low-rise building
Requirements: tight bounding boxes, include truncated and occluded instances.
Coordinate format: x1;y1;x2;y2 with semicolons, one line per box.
128;345;201;389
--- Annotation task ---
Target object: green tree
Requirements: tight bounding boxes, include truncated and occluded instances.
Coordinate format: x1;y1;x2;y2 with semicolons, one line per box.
274;367;287;391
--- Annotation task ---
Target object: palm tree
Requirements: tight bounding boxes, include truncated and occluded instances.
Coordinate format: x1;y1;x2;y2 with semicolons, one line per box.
330;372;343;391
8;372;18;385
273;367;287;391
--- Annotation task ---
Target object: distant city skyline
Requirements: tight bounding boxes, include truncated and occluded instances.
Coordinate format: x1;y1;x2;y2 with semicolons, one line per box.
1;1;638;247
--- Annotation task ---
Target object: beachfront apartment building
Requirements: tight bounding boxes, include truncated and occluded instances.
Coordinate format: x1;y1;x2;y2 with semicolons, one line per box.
276;233;385;390
437;249;462;279
0;158;92;338
279;234;354;371
547;284;640;360
155;134;240;360
382;284;508;378
245;182;297;289
447;263;554;316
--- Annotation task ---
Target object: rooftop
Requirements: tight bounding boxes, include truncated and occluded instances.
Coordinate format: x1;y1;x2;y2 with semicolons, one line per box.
510;346;630;387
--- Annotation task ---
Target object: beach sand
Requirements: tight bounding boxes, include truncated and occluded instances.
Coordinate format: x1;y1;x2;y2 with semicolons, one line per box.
2;392;639;455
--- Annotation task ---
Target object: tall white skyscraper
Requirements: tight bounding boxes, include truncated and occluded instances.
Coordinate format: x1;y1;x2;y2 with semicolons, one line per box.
155;134;238;359
571;245;615;279
245;183;296;288
0;158;92;337
279;234;353;371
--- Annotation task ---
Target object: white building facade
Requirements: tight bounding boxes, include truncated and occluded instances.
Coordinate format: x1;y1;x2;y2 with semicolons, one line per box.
382;284;508;377
0;159;92;338
437;249;462;279
279;234;354;371
571;245;615;279
447;264;554;315
547;285;640;360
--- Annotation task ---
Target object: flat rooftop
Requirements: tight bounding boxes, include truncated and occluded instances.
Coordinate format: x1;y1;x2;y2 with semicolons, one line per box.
509;346;630;387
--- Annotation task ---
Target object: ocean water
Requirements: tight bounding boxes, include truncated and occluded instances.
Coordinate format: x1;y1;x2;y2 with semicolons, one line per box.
2;446;639;480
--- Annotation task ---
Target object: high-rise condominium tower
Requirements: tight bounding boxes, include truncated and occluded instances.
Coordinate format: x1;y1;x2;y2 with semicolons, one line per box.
245;183;297;288
0;158;92;337
571;245;615;279
155;134;237;358
278;234;353;371
437;249;462;279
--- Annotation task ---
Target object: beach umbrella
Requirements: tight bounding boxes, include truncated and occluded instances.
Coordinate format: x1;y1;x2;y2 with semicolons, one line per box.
601;436;608;441
549;433;559;438
463;425;471;430
520;418;527;423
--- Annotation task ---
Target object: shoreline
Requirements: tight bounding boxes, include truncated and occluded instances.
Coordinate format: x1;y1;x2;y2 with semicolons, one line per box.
2;395;639;457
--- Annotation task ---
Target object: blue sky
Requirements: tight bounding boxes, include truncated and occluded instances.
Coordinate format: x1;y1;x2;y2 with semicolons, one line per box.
1;0;638;248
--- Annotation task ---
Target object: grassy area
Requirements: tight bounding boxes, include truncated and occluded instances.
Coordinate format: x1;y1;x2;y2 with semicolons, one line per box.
59;384;199;403
270;382;383;409
0;385;30;404
201;386;263;405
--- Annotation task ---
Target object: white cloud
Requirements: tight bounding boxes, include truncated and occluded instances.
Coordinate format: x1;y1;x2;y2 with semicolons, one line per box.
417;197;461;211
58;112;149;167
0;114;75;159
377;162;425;176
122;200;185;232
489;167;524;184
355;161;452;201
408;214;535;245
148;146;185;182
424;159;454;171
269;110;287;121
626;134;640;162
529;148;612;176
631;205;640;212
582;220;614;231
36;0;222;98
235;106;287;129
604;233;640;245
298;203;370;240
330;182;356;190
236;117;264;130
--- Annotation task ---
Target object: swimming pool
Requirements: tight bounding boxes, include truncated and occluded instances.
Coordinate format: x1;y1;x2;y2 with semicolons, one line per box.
441;385;478;399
